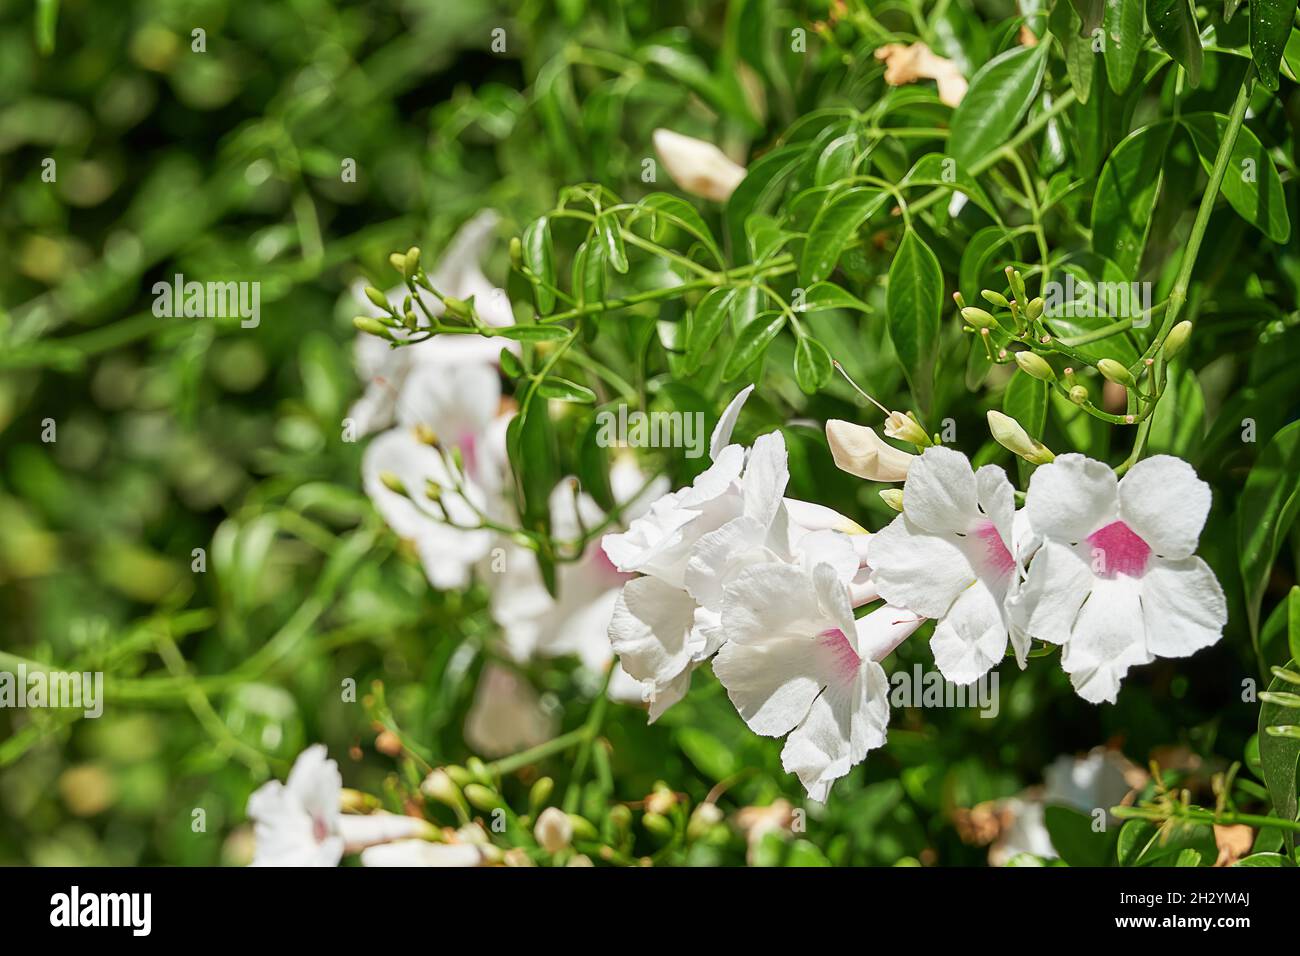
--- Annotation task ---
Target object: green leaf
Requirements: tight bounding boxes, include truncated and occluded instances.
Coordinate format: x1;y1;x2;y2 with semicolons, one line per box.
1070;0;1106;32
499;347;523;379
639;192;723;264
1044;805;1116;867
493;324;571;341
814;133;859;186
794;335;833;393
886;229;943;414
1173;848;1203;866
1090;122;1173;278
1250;0;1299;89
536;377;596;403
1050;0;1096;103
1117;819;1159;865
598;214;628;274
1290;586;1300;668
1238;420;1300;643
723;309;784;381
1146;0;1203;87
1144;367;1205;457
675;727;737;781
684;287;735;373
522;216;556;315
798;281;871;313
1103;0;1143;93
1259;658;1300;852
572;238;607;308
948;44;1049;173
1234;852;1297;866
800;187;887;285
577;413;615;511
724;143;803;258
1182;113;1291;244
1004;371;1048;438
898;153;1000;219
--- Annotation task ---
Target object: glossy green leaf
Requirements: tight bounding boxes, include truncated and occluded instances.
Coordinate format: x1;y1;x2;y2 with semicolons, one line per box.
723;309;784;380
1251;0;1299;89
797;281;871;313
684;286;735;373
800;187;887;285
1103;0;1143;93
1090;122;1173;278
536;377;596;403
493;324;571;341
522;216;556;314
639;192;723;264
724;143;804;258
1182;112;1291;244
794;334;833;393
1259;657;1300;852
885;229;943;413
948;44;1049;173
1044;805;1115;867
1240;421;1300;642
1146;0;1203;87
598;214;628;274
814;133;859;186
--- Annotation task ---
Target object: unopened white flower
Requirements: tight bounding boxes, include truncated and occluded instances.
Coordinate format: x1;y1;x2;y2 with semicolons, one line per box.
868;446;1027;684
713;562;922;801
826;420;914;482
247;745;430;867
652;129;747;202
360;839;486;867
534;807;573;853
1009;454;1226;703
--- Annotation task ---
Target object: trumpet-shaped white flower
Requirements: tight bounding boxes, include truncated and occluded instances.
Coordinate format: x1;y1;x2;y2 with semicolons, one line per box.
713;562;922;801
247;745;429;866
1008;454;1226;703
868;446;1027;685
826;419;914;482
652;129;747;203
604;386;871;720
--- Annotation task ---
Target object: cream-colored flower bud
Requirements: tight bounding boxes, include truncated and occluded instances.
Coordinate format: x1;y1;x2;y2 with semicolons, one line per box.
1097;358;1136;387
987;410;1055;465
879;488;904;511
1014;351;1055;382
826;420;914;482
1163;321;1192;360
883;410;932;447
652;129;747;202
534;806;573;853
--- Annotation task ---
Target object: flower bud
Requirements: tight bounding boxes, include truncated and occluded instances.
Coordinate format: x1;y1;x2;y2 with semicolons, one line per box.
1097;358;1136;387
1014;351;1055;382
534;807;573;853
687;802;725;841
364;286;390;311
642;811;674;839
1025;296;1044;320
509;236;523;271
443;296;472;320
960;306;998;330
353;316;394;340
825;420;914;482
883;410;932;447
1068;384;1089;406
462;783;503;813
652;128;747;203
389;252;407;274
987;410;1055;464
1005;267;1026;304
421;769;464;810
980;289;1009;308
879;488;904;511
528;776;554;814
1163;320;1192;360
403;246;421;280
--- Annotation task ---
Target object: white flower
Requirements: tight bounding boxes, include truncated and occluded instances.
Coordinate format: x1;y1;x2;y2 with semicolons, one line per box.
713;562;922;801
463;663;557;758
247;745;429;866
348;210;516;437
605;386;871;720
360;840;487;867
652;129;747;202
826;420;914;482
868;445;1027;685
1008;454;1226;703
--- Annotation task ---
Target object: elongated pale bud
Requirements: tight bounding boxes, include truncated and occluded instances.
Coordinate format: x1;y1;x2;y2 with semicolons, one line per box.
1025;296;1044;320
1163;320;1192;360
403;246;421;280
353;316;395;340
980;289;1009;308
422;769;465;811
961;306;998;330
987;410;1055;464
534;807;573;853
463;783;503;813
389;252;407;274
652;128;747;202
1097;358;1136;387
883;410;932;447
379;471;407;495
1005;267;1026;304
443;296;472;319
1014;351;1055;382
509;236;523;271
364;286;390;311
826;420;914;482
879;488;904;511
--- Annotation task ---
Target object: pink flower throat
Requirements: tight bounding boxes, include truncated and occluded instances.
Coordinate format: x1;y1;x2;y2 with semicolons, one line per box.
818;628;862;681
1086;520;1152;578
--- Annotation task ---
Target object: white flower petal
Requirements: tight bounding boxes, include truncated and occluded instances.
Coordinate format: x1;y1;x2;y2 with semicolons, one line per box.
825;420;913;482
781;661;890;802
654;128;747;203
463;664;556;758
718;563;825;645
1061;577;1153;703
930;582;1008;685
1140;556;1227;658
338;813;431;852
1118;455;1211;559
360;840;484;867
1007;539;1093;643
902;445;980;533
608;576;697;689
1024;453;1117;542
742;431;790;527
975;463;1016;549
868;515;975;619
713;632;826;737
854;603;925;662
710;384;754;459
